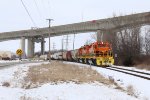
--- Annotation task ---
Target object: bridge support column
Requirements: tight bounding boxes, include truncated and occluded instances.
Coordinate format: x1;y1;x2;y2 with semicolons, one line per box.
27;37;35;58
97;30;111;42
41;38;45;55
97;30;102;42
21;37;26;59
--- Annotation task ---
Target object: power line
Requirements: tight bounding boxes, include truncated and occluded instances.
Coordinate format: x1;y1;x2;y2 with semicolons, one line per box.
20;0;37;27
33;0;42;19
63;35;71;50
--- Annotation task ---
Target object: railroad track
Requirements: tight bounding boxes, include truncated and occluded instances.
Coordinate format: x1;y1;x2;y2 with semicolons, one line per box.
64;61;150;80
110;66;150;75
105;66;150;80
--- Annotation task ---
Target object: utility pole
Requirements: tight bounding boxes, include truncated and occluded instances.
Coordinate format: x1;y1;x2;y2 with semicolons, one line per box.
66;35;69;50
73;33;76;50
62;38;64;61
46;18;53;62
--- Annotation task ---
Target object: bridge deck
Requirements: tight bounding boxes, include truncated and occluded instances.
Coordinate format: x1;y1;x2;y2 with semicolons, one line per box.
0;12;150;41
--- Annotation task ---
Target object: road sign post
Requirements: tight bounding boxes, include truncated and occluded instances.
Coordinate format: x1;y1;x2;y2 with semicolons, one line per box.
16;49;23;60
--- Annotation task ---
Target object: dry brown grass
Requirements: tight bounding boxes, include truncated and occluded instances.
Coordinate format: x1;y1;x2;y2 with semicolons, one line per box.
135;64;150;70
2;82;10;87
126;85;138;98
20;95;40;100
134;56;150;70
22;61;116;89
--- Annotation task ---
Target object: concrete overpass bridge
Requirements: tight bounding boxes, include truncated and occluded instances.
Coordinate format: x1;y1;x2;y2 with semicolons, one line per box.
0;12;150;58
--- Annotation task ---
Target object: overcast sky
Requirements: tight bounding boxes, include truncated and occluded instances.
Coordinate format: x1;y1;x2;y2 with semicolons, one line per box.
0;0;150;53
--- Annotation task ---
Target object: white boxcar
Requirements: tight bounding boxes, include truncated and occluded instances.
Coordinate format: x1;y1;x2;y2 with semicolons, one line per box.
52;52;62;60
40;55;48;60
71;49;78;61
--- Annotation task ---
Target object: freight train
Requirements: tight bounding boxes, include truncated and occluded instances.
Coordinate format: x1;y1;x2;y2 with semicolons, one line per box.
51;41;114;66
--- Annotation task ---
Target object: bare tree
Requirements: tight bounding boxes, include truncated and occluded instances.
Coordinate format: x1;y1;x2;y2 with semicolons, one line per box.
88;13;145;66
110;14;142;66
145;28;150;55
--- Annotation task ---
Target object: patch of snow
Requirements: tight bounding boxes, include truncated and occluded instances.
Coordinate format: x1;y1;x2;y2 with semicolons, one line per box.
20;83;138;100
0;61;138;100
0;60;20;63
0;83;138;100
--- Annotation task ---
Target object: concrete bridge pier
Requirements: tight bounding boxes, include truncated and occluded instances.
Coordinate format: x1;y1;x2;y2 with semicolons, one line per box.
97;30;103;42
41;37;45;55
20;37;26;59
27;37;35;58
97;30;111;42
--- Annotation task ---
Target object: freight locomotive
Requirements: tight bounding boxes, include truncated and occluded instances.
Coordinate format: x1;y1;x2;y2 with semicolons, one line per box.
51;41;114;66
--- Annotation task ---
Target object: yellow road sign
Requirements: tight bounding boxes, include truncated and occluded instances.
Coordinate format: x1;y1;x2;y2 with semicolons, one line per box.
16;49;23;55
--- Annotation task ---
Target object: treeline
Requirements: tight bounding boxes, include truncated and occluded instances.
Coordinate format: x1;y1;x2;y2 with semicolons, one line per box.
89;14;150;66
108;15;150;66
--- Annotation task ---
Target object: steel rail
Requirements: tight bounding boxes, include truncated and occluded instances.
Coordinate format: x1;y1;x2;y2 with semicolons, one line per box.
110;66;150;76
105;67;150;80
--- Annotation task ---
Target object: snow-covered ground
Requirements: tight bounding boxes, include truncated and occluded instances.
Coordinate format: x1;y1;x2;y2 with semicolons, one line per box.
65;62;150;100
0;60;20;63
0;61;149;100
94;67;150;100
